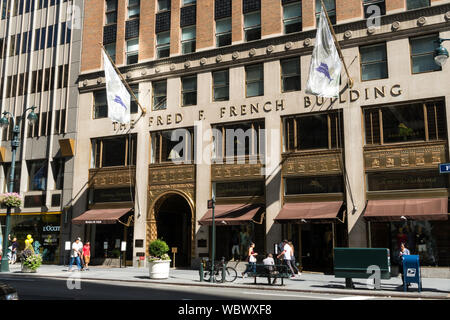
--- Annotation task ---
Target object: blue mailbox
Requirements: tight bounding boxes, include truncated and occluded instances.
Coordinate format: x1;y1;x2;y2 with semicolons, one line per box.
402;255;421;292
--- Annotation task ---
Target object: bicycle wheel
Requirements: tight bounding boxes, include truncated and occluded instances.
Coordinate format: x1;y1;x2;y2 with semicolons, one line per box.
224;267;237;282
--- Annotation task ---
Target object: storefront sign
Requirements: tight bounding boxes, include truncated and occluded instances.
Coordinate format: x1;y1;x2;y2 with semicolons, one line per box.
439;163;450;173
42;225;60;232
85;220;103;224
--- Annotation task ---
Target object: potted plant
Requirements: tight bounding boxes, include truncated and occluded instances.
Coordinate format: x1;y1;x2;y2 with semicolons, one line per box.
148;239;171;279
0;193;22;208
19;248;42;273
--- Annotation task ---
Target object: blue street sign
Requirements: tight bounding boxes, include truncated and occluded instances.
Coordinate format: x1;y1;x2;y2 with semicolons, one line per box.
439;163;450;173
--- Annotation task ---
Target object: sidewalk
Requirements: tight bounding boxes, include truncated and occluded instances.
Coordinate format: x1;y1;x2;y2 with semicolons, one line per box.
2;263;449;299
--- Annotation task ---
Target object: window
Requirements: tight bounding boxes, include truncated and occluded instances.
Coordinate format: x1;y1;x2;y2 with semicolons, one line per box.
126;38;139;65
281;58;300;92
406;0;430;10
158;0;170;11
215;181;265;197
212;120;265;161
128;0;140;19
52;159;64;190
363;0;386;18
216;18;232;47
152;80;167;110
94;90;108;119
181;26;196;54
283;1;302;34
285;175;344;195
244;11;261;42
130;85;139;114
156;31;170;58
181;75;197;106
105;0;118;25
246;64;264;97
364;101;446;145
27;160;48;191
410;35;441;74
213;70;229;101
104;43;116;63
151;129;194;163
360;43;388;81
283;112;342;151
315;0;336;26
182;0;196;5
91;135;137;168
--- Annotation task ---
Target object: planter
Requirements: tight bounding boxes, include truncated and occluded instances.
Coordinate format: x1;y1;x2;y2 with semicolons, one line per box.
21;263;37;273
148;260;171;279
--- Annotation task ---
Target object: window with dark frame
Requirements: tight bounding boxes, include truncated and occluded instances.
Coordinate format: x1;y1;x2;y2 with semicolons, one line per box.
151;129;194;163
27;159;48;191
94;90;108;119
181;75;197;106
315;0;336;26
283;1;302;34
363;101;447;145
281;58;301;92
152;80;167;110
156;31;170;58
244;11;261;42
215;17;231;47
105;0;117;25
246;64;264;97
130;84;139;114
213;69;229;101
128;0;140;19
181;25;196;54
212;120;265;161
104;43;116;63
363;0;386;18
360;42;388;81
126;38;139;65
157;0;171;11
283;112;343;152
91;135;137;168
410;34;441;74
406;0;430;10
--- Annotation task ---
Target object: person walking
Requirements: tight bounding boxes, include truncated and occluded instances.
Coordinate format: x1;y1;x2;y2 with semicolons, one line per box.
288;241;301;276
68;237;83;272
398;242;410;287
277;239;296;278
82;241;91;270
9;237;18;264
231;232;240;261
241;242;258;278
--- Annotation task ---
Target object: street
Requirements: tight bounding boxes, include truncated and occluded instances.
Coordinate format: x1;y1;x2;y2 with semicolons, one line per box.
0;275;417;300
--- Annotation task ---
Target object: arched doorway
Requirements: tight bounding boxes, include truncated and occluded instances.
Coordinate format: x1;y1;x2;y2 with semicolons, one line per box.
153;193;192;267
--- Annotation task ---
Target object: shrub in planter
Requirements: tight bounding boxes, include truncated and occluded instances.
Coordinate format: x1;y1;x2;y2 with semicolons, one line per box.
0;193;22;207
19;248;42;272
148;239;170;261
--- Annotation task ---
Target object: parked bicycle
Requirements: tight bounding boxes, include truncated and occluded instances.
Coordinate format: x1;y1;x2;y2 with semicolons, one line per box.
203;257;237;282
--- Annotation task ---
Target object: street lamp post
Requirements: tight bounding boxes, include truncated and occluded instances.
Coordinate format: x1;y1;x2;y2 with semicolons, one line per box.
207;198;216;283
0;106;38;272
434;38;450;67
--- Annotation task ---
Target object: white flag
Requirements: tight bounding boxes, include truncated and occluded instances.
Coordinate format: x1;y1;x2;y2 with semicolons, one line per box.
305;9;342;98
103;50;130;124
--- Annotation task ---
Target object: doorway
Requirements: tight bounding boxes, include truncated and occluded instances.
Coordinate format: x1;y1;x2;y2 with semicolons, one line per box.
154;193;192;267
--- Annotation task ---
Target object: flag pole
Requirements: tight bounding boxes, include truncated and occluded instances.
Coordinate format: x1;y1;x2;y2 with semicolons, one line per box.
319;0;354;88
99;43;147;115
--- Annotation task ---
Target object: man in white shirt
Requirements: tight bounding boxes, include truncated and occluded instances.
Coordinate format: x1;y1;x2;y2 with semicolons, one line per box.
277;239;296;278
68;237;83;271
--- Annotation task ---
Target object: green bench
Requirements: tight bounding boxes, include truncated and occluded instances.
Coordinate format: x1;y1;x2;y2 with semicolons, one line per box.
334;248;391;289
246;264;291;286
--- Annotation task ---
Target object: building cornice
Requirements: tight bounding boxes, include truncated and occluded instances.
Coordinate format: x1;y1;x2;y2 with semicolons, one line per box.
78;3;450;93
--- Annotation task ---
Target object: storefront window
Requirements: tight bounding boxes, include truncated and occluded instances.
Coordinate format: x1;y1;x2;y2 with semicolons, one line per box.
0;213;61;264
91;187;135;204
214;180;264;198
382;104;425;143
367;170;447;192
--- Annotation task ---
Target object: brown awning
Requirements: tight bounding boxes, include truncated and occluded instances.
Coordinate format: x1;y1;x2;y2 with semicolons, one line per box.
198;203;264;226
364;198;448;221
274;201;343;223
72;208;132;225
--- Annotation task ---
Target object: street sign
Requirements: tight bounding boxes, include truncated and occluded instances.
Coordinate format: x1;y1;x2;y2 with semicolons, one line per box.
439;163;450;173
172;247;178;253
207;199;215;209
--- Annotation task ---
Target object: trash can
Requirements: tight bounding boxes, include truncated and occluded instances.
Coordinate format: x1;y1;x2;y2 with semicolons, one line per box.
402;255;421;292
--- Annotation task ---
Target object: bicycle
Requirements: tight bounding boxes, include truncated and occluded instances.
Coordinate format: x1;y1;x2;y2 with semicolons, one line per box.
203;257;238;282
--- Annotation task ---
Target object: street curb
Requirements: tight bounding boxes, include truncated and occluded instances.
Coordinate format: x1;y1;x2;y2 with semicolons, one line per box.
2;272;449;300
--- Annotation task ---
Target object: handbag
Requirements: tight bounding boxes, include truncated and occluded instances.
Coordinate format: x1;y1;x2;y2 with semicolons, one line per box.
249;255;256;263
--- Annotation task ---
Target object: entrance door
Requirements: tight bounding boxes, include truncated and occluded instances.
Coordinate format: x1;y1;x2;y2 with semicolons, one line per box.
155;194;192;267
301;223;334;273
